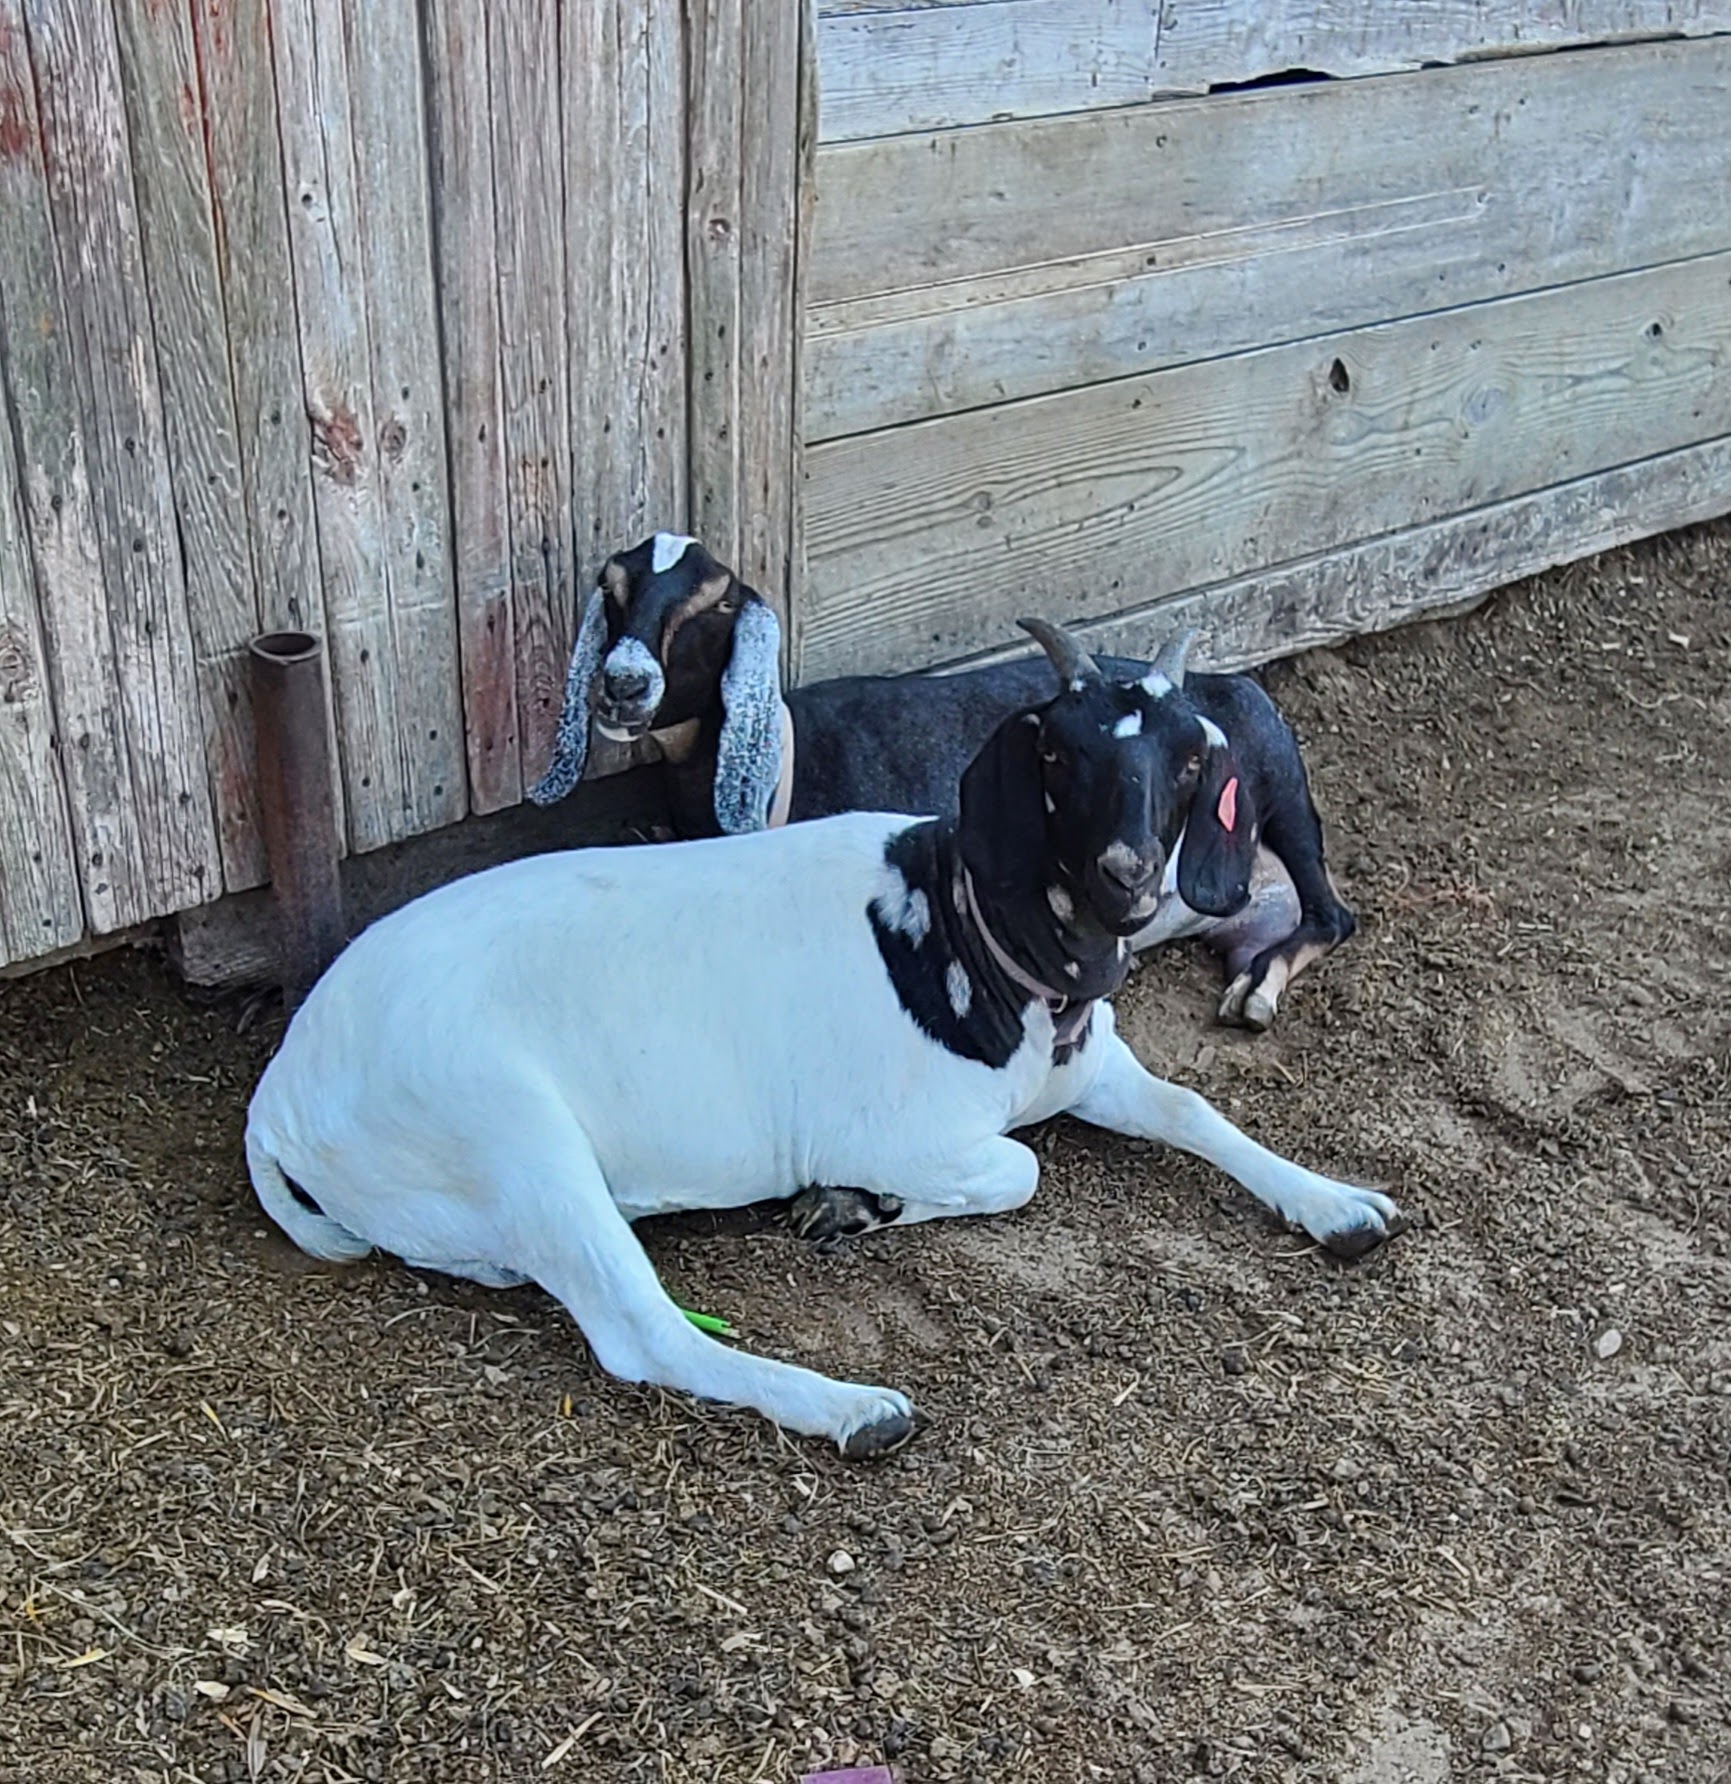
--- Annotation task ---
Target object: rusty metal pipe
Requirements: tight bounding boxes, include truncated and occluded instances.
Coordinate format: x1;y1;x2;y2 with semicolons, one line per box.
250;630;345;1011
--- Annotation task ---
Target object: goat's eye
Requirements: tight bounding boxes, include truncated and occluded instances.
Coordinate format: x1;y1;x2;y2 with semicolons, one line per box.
1039;746;1062;767
716;597;738;613
1185;754;1203;776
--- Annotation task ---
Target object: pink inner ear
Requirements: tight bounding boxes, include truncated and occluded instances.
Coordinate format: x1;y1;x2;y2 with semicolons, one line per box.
1217;775;1238;833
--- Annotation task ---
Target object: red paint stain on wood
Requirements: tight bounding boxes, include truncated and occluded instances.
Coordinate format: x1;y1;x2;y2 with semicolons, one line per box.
311;403;364;485
0;84;34;162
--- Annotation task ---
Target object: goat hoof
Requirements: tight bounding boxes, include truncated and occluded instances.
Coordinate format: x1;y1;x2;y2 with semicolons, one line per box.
1217;971;1276;1032
840;1402;918;1461
1322;1222;1388;1260
1312;1188;1409;1260
790;1185;901;1246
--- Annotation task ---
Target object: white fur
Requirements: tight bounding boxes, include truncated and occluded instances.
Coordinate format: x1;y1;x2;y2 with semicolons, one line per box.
1112;711;1142;738
651;531;696;573
1199;715;1228;750
1140;668;1172;697
945;959;973;1018
874;876;930;945
248;814;1401;1454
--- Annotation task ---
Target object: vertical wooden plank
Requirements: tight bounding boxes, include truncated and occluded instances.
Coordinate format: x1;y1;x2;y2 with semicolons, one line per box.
17;0;223;919
735;0;804;628
190;0;344;849
490;4;576;786
785;0;818;680
565;0;688;575
685;0;807;650
0;2;141;936
423;0;519;814
686;0;745;571
0;363;84;964
347;0;466;836
109;0;264;891
270;0;465;851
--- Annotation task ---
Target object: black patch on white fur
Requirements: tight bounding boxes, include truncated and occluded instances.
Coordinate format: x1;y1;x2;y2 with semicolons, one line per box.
869;824;1031;1069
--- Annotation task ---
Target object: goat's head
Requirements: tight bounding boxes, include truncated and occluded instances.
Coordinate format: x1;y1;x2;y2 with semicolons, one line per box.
530;533;783;825
958;618;1259;937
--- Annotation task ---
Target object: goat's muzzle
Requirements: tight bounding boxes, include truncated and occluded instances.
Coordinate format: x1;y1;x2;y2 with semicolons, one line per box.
594;638;666;738
1090;841;1166;932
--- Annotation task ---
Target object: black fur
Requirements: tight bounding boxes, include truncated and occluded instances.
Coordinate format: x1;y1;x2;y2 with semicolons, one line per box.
867;823;1030;1069
548;536;1357;1026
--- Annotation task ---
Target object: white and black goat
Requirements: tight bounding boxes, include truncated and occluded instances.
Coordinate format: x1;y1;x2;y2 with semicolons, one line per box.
248;618;1403;1457
531;533;1354;1032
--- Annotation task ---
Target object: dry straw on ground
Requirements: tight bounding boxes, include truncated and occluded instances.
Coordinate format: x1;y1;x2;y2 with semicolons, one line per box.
2;522;1729;1782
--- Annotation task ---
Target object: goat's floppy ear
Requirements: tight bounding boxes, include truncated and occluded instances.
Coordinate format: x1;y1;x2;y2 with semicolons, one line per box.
1177;725;1259;918
958;707;1047;891
528;585;608;805
713;595;784;834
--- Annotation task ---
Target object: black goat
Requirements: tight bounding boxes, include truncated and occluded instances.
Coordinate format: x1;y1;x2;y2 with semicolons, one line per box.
531;533;1356;1031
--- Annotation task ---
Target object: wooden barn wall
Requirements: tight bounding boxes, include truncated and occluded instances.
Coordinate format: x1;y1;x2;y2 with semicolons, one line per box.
798;15;1731;683
0;0;806;971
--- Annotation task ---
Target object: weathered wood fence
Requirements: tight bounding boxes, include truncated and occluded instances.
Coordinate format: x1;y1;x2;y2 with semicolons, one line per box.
4;0;1731;977
799;3;1731;683
0;0;803;971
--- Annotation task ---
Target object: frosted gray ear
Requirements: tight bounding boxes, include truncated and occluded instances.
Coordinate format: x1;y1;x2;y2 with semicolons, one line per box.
713;598;784;834
528;586;608;805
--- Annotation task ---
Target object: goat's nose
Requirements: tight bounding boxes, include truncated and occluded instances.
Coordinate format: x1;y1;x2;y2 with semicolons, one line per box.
1098;842;1158;892
605;664;652;701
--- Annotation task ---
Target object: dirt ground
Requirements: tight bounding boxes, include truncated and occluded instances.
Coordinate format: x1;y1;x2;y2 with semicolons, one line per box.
3;522;1729;1784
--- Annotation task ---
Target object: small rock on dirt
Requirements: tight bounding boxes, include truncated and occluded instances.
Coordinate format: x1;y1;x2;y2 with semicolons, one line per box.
827;1549;856;1575
1594;1329;1624;1360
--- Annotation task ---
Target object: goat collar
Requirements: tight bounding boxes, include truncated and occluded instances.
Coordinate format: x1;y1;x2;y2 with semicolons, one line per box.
961;867;1095;1049
766;701;796;829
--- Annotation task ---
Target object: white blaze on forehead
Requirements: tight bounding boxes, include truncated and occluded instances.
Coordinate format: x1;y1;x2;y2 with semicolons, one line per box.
1139;668;1172;697
1112;710;1143;738
1199;716;1228;750
650;532;697;574
945;959;972;1018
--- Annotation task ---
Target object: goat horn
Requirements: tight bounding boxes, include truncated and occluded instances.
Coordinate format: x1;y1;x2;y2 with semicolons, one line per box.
1018;616;1102;689
1149;627;1198;690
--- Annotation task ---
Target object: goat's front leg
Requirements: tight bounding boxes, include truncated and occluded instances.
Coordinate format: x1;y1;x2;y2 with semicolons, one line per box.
790;1137;1038;1245
1066;1036;1402;1256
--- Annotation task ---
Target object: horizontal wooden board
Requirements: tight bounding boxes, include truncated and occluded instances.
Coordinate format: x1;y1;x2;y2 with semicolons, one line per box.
1154;0;1731;95
815;0;1731;140
955;434;1731;678
800;251;1731;679
808;39;1731;437
816;0;1160;143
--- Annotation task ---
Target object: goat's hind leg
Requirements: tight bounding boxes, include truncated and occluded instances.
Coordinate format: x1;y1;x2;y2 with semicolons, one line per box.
791;1137;1038;1244
495;1116;915;1458
1068;1035;1402;1256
